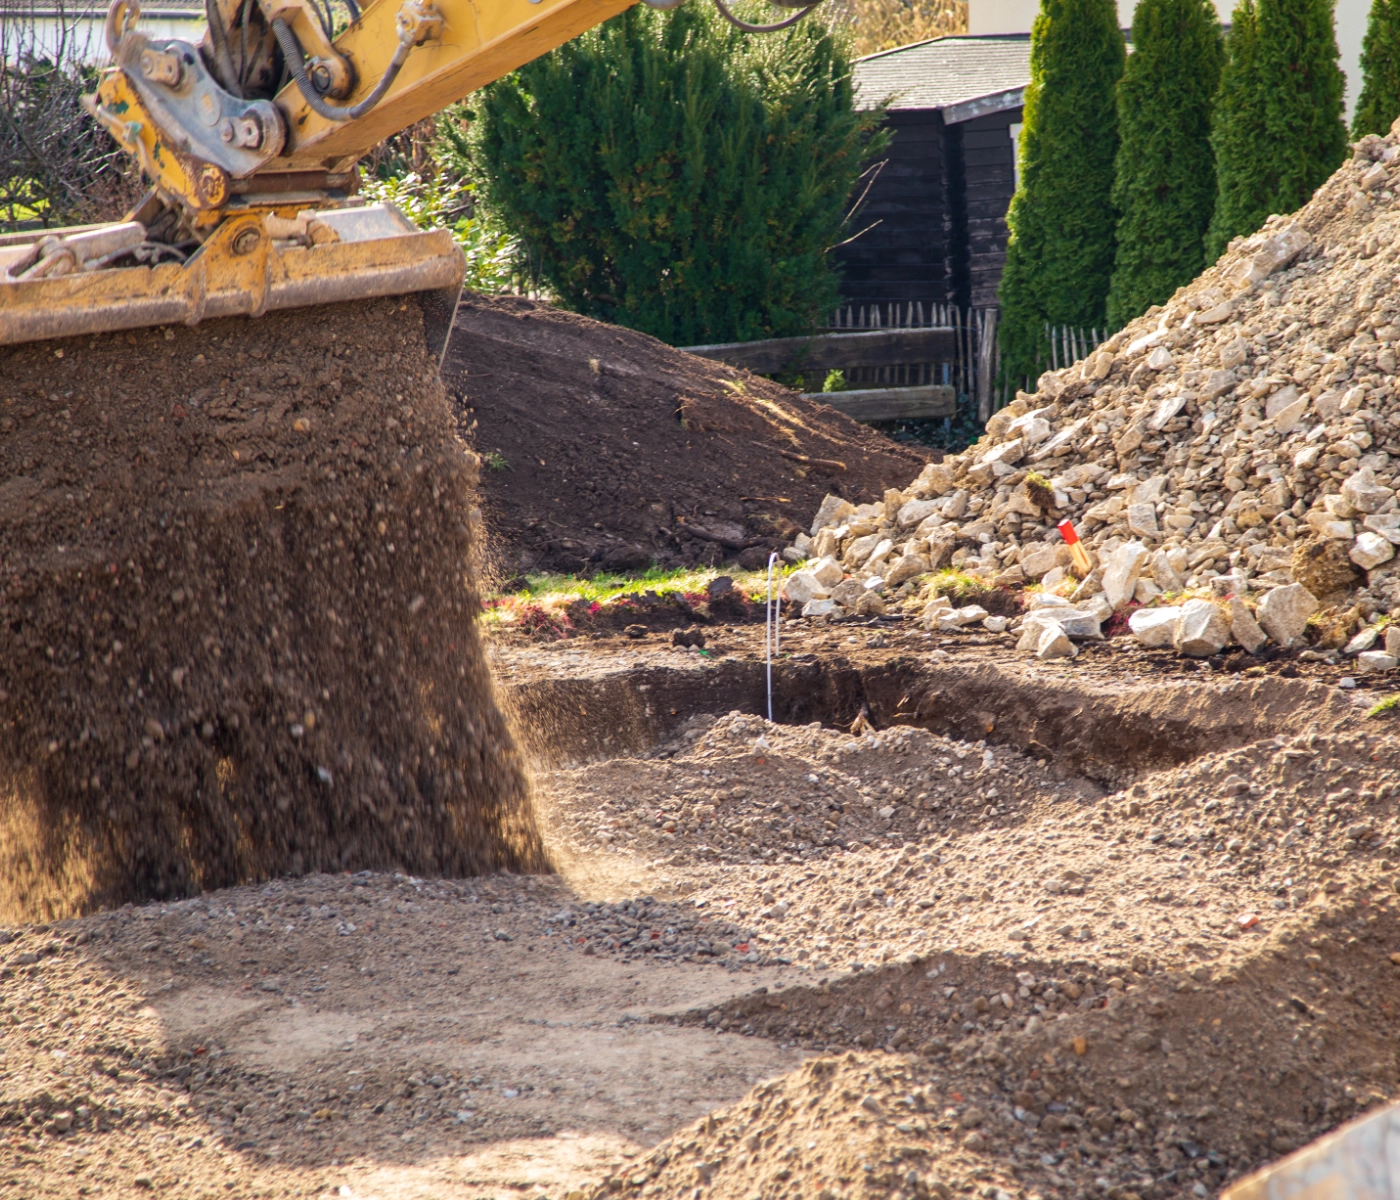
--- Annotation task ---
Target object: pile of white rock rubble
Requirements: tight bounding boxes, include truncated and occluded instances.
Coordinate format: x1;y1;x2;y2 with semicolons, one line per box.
784;128;1400;669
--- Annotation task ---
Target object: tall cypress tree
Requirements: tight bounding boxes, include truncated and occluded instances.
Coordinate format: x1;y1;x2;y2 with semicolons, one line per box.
998;0;1125;390
1205;0;1346;260
1353;0;1400;138
1105;0;1223;328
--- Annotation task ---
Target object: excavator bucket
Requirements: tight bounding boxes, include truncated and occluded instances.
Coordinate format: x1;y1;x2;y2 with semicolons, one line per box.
1222;1100;1400;1200
0;203;464;348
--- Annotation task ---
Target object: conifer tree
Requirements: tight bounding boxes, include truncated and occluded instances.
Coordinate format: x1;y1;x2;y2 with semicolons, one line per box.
1105;0;1223;327
1205;0;1346;260
464;3;880;346
998;0;1125;389
1353;0;1400;138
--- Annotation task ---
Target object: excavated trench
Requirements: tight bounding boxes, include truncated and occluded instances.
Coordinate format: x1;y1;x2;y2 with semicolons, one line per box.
500;645;1360;784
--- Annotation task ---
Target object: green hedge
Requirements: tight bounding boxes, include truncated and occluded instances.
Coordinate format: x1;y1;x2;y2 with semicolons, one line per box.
460;4;883;346
1105;0;1223;327
1353;0;1400;138
1205;0;1346;260
997;0;1125;388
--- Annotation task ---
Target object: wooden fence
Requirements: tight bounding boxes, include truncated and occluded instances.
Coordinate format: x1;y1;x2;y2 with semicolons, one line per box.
1042;322;1107;374
826;302;1006;422
684;303;1105;426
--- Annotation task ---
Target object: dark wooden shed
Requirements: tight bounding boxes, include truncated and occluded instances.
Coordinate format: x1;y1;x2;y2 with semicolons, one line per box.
835;35;1032;314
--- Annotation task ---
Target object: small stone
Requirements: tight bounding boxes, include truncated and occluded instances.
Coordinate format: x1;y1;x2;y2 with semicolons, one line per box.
1270;393;1310;434
1134;577;1163;605
853;590;886;617
948;604;989;626
808;556;844;588
983;438;1025;468
1021;543;1064;579
1342;467;1394;515
810;494;855;535
802;598;839;618
1228;597;1268;654
1036;625;1077;660
783;571;830;605
983;615;1008;633
1357;651;1397;672
885;553;931;588
1129;606;1181;648
1352;532;1396;570
1016;614;1059;651
959;1106;986;1129
1174;598;1230;657
1102;541;1151;610
1386;627;1400;658
1127;503;1159;538
897;498;942;529
1345;626;1379;655
1257;583;1319;646
962;1131;988;1152
49;1111;73;1133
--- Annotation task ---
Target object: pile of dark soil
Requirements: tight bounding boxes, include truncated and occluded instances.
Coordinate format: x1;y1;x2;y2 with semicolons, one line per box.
0;297;544;923
441;294;931;580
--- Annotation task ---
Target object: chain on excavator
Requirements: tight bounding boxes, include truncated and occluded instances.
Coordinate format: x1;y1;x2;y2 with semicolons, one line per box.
0;0;822;347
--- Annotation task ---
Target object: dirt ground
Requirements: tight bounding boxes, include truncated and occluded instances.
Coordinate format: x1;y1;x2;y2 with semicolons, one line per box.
4;614;1399;1200
440;294;930;581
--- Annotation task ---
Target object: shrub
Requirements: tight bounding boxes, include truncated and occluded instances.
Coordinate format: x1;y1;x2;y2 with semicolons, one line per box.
997;0;1125;388
460;3;883;345
0;15;142;231
1105;0;1223;327
1205;0;1346;260
1353;0;1400;138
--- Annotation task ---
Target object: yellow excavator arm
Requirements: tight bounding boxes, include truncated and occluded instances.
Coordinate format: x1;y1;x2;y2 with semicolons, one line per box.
0;0;819;347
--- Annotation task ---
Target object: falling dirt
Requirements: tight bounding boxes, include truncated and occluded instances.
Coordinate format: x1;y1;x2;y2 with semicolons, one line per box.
0;297;544;924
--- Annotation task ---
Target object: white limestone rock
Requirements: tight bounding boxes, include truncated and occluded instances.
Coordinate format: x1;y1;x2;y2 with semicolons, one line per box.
1256;583;1319;647
1174;599;1231;658
1352;531;1396;570
1102;541;1151;610
1228;597;1268;654
1129;606;1182;648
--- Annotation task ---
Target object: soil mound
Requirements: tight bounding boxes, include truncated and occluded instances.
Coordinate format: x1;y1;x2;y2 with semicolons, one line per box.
785;131;1400;653
440;293;930;579
0;297;545;923
590;881;1400;1200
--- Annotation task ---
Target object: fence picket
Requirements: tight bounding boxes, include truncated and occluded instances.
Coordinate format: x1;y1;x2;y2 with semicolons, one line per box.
813;300;1103;418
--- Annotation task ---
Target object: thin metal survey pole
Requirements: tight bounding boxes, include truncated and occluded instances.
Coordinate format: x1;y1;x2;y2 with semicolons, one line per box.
765;552;781;723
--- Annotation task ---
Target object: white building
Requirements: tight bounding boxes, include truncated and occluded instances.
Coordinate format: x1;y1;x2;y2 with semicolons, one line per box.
0;0;204;64
969;0;1370;117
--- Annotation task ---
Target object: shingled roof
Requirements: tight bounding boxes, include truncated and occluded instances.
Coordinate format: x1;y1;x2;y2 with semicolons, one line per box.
852;33;1032;120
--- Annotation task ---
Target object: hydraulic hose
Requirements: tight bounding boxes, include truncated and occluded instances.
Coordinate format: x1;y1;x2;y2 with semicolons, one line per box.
205;0;245;97
710;0;820;32
272;16;410;122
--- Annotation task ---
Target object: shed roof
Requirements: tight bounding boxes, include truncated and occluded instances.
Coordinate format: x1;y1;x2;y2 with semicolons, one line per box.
853;34;1031;121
